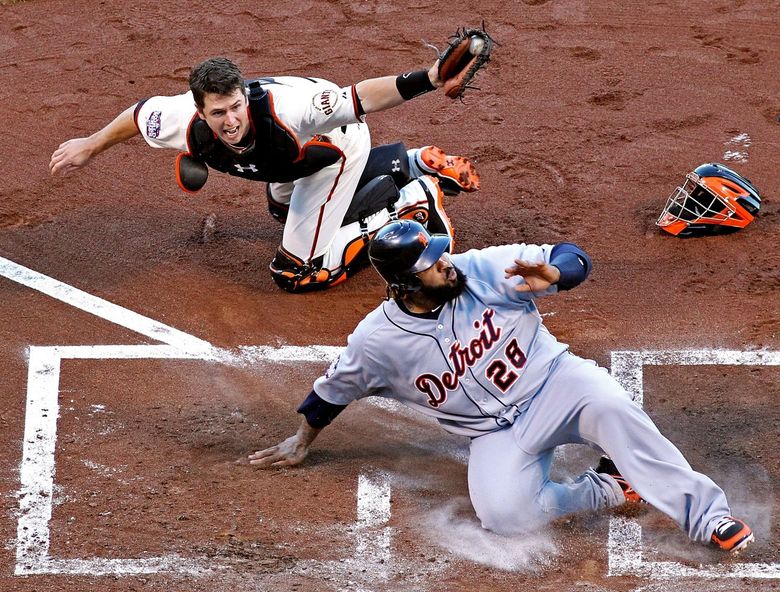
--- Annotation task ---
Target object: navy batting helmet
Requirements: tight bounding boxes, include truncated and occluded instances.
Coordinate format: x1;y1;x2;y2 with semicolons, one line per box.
657;163;761;237
368;220;450;293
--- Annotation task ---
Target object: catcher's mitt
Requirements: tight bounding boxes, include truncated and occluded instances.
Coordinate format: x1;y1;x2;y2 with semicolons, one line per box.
437;26;495;99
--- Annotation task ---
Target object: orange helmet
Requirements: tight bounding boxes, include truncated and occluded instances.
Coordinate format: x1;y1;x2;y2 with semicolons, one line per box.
656;163;761;237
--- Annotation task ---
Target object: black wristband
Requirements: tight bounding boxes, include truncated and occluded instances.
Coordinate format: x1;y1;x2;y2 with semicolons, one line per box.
396;70;436;100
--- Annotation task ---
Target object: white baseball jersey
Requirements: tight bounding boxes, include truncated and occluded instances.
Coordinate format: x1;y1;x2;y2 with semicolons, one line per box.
134;77;365;152
313;243;569;437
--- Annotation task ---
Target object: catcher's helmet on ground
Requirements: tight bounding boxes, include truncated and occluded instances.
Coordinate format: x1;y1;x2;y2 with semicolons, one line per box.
656;163;761;237
368;220;450;293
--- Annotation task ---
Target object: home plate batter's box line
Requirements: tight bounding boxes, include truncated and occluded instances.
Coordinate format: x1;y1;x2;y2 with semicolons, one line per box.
608;349;780;580
15;343;391;577
2;252;391;578
16;345;218;576
19;347;779;580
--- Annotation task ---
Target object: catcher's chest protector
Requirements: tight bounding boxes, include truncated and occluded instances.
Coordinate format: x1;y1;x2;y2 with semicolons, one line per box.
187;81;342;184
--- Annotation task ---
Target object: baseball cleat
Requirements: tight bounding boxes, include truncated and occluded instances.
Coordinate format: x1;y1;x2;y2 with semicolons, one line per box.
710;516;754;553
595;456;646;504
417;146;480;195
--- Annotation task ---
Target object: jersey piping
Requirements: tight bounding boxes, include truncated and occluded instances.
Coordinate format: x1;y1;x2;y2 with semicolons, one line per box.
308;147;346;260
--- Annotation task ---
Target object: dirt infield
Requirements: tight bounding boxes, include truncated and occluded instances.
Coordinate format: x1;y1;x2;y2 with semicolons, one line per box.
1;0;778;590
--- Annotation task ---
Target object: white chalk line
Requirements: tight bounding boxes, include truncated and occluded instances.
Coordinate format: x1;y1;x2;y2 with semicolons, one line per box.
609;350;780;581
0;256;210;353
15;345;221;576
611;349;780;406
2;255;389;578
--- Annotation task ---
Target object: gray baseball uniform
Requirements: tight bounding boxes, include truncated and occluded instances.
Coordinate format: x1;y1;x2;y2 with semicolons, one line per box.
312;243;733;542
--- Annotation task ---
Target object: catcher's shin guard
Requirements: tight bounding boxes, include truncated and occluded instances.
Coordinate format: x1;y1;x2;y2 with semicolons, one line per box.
270;248;345;293
272;176;456;293
273;179;401;293
403;176;455;248
342;175;399;226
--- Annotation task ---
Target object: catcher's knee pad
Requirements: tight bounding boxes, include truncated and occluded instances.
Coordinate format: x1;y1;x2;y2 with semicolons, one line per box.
266;184;289;224
269;248;345;293
357;142;412;191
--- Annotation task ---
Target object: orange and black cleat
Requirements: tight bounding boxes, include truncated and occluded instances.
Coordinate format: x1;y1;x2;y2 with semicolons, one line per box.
417;146;480;195
710;516;754;553
595;456;646;504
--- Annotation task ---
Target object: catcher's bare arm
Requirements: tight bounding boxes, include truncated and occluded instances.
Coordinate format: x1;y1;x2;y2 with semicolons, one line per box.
355;62;442;113
49;105;139;176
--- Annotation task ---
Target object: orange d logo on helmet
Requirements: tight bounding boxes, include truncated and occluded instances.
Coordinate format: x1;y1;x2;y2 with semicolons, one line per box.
656;163;761;238
417;231;429;247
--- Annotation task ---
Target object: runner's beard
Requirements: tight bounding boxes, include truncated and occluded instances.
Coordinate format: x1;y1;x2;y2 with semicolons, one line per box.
419;266;468;306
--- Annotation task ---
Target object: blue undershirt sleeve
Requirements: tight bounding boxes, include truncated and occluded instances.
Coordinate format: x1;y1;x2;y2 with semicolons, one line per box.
550;242;592;291
297;390;348;429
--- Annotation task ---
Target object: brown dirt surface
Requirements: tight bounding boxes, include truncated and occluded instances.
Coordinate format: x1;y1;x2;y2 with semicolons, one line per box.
1;1;778;591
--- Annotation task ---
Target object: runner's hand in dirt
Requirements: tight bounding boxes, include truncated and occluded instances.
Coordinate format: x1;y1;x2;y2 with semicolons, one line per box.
505;259;561;293
248;435;309;467
248;419;322;468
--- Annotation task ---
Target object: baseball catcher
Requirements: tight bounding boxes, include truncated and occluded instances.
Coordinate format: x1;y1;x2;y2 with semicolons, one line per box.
49;28;496;293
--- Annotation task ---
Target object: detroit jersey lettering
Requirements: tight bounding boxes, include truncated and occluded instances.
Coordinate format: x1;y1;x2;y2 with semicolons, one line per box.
314;243;569;437
415;308;503;407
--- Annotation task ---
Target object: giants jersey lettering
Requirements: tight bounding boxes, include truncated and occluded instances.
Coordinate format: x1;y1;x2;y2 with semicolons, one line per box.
313;243;570;437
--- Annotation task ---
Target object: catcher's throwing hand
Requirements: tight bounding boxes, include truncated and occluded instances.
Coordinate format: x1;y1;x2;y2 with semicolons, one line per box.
49;137;96;176
437;26;495;99
505;259;561;293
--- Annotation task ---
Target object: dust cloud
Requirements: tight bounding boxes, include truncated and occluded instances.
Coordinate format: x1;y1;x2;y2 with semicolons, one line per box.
418;498;559;572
